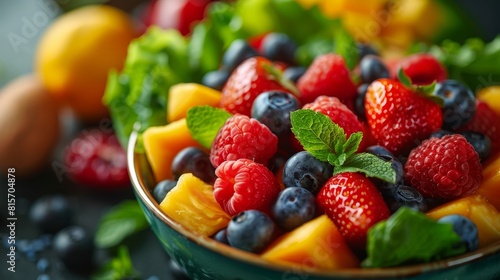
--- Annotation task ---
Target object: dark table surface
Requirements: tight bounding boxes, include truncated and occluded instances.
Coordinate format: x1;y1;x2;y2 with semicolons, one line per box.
0;115;184;280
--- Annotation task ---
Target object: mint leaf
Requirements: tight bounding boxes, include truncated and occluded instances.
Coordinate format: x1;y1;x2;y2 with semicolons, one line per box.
95;201;149;249
92;246;140;280
186;106;232;149
335;153;396;184
290;109;344;162
291;109;395;183
362;207;466;268
342;132;363;159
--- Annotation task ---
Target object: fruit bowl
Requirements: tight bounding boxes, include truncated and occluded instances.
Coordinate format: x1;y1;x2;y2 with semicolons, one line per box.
127;129;500;280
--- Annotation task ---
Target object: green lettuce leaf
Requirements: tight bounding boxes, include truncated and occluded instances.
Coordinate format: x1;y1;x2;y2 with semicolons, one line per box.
103;27;189;151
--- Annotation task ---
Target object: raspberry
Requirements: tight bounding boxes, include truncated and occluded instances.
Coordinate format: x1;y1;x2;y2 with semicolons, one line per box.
213;159;281;215
459;100;500;155
303;96;367;150
210;114;278;168
404;134;482;200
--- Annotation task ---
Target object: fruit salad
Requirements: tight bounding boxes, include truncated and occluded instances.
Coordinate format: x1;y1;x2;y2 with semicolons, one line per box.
105;0;500;271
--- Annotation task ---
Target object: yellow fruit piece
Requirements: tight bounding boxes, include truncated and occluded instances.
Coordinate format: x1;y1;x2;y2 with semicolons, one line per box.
427;195;500;248
160;173;230;236
262;215;360;269
143;118;201;182
35;5;138;123
478;155;500;210
167;83;221;123
477;86;500;117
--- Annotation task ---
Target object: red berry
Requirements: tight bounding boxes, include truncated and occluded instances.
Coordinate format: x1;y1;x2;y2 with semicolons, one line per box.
220;57;291;116
317;172;390;249
459;100;500;155
64;130;129;189
365;78;443;155
404;134;482;200
297;53;357;104
214;159;281;215
210;114;278;168
303;96;367;150
398;53;447;85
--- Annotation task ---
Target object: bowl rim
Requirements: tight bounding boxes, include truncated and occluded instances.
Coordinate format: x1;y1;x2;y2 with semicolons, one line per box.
127;129;500;278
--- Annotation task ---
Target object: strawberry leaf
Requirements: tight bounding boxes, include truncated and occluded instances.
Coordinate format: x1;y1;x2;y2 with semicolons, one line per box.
263;64;300;97
397;69;445;107
397;68;413;88
290;109;346;163
186;106;232;149
335;153;396;184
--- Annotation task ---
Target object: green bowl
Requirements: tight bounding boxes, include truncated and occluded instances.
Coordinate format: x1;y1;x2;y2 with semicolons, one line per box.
127;130;500;280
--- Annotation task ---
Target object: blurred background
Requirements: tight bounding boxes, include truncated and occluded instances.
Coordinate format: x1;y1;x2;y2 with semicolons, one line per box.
0;1;499;279
1;0;499;88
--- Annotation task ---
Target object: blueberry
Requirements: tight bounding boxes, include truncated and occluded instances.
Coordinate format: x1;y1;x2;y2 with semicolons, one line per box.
460;131;492;162
153;180;177;203
438;215;479;252
16;239;31;253
283;66;306;83
222;39;258;72
434;80;476;130
37;258;50;272
365;145;394;160
271;187;316;231
430;129;453;139
365;145;404;189
357;43;379;59
212;228;229;245
172;147;217;184
30;195;74;234
381;185;427;213
201;69;230;91
251;91;301;138
282;151;333;194
261;32;298;65
355;83;369;120
36;274;50;280
359;55;389;84
226;210;276;253
53;226;94;272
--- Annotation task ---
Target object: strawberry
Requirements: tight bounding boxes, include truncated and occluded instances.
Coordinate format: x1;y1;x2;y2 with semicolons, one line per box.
459;100;500;155
397;53;447;85
297;53;358;104
213;159;281;216
303;96;367;150
365;78;443;156
210;114;278;168
404;134;482;200
317;172;391;249
220;57;293;116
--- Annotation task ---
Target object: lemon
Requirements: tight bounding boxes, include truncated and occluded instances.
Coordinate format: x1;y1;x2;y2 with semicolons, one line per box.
35;5;138;123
